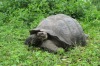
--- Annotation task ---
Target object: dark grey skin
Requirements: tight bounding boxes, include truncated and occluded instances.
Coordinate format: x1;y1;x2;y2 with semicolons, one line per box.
25;34;40;47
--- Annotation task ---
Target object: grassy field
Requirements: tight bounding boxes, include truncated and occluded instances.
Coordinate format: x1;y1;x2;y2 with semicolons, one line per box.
1;17;100;66
0;0;100;66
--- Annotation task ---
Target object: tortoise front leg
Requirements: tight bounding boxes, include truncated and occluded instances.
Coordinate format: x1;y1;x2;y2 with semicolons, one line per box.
40;40;62;53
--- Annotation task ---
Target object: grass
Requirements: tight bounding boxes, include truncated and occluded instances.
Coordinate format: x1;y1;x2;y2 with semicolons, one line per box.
0;0;100;66
0;17;100;66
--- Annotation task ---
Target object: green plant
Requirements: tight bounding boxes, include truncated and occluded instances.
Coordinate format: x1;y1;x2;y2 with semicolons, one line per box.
0;0;100;66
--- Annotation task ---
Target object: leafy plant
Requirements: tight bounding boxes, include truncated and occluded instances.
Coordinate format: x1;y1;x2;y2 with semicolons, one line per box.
0;0;100;66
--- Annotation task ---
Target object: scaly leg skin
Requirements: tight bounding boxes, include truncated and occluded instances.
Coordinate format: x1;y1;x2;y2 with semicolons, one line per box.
40;40;61;53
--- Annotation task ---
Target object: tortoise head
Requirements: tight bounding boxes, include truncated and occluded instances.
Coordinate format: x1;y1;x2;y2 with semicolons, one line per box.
25;34;38;47
25;31;48;47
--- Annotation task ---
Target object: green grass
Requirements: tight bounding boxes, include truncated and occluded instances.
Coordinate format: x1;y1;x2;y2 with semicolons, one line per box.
0;0;100;66
0;17;100;66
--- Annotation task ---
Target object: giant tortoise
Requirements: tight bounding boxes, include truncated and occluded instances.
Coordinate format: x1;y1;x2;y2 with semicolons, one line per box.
25;14;87;52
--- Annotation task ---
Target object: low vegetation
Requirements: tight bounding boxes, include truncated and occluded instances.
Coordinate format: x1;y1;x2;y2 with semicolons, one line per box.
0;0;100;66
